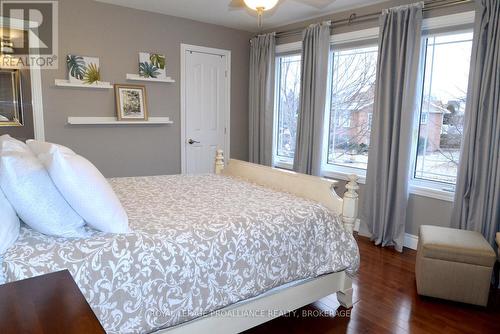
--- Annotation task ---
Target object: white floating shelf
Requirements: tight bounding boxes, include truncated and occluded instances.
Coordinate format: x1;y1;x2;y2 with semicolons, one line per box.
67;117;174;125
55;79;113;89
126;74;175;83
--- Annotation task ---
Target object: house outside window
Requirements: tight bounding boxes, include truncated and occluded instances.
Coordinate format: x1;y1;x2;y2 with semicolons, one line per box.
420;112;429;124
325;45;378;174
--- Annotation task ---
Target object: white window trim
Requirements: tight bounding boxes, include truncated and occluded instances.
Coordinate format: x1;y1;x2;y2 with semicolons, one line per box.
422;11;475;31
323;167;367;184
274;159;293;171
410;181;456;202
275;27;379;54
321;36;377;182
273;11;475;199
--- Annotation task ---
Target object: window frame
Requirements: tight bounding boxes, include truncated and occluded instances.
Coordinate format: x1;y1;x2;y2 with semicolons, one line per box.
409;28;474;201
273;52;302;170
273;28;380;173
272;11;475;198
321;42;379;183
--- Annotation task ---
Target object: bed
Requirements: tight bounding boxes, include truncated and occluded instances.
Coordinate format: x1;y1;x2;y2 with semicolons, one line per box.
1;151;360;334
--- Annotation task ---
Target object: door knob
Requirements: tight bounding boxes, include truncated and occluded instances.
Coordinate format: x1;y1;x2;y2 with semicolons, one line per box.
188;139;200;145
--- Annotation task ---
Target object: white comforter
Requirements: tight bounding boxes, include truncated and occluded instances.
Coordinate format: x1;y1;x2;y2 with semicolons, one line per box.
2;174;359;334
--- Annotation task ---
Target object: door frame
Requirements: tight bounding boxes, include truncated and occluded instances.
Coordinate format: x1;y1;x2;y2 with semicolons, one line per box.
180;44;231;174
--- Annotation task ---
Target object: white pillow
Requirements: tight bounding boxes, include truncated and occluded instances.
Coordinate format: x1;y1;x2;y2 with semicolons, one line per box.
27;140;129;233
0;189;20;254
0;135;86;237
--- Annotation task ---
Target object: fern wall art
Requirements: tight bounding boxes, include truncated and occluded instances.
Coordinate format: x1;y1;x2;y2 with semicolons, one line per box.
66;55;102;85
139;52;166;79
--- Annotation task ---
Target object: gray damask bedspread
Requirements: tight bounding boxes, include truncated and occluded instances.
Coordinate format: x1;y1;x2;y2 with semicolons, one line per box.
1;174;359;334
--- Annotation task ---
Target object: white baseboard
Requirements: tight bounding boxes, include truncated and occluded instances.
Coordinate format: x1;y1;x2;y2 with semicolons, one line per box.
353;221;419;250
403;233;419;250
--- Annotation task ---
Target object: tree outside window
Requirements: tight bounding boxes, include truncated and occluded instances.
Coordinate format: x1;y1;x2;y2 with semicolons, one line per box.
276;54;301;160
327;46;378;171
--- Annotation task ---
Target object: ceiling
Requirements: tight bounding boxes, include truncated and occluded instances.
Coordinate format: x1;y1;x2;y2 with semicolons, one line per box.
95;0;386;32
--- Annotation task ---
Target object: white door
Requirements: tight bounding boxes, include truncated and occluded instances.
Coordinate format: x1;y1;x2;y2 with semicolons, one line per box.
182;46;229;174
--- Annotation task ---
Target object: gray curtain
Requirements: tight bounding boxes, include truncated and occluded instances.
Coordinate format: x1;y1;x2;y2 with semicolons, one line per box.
451;0;500;246
293;22;331;176
249;33;276;166
360;3;423;252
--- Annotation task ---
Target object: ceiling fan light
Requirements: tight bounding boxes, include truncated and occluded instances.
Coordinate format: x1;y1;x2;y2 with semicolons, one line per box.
243;0;279;11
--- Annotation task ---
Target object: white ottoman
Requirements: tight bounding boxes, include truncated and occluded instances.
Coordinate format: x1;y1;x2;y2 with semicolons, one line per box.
416;225;496;306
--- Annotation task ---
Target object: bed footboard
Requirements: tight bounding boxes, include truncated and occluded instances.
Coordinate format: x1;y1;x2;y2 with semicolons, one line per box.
215;150;359;234
158;270;352;334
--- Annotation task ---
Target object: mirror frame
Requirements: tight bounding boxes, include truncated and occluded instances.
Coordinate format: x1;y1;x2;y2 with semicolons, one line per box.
0;69;24;127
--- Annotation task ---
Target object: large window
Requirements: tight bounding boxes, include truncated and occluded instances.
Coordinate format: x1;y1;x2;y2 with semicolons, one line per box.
272;14;474;201
414;32;473;185
326;45;378;171
275;54;301;163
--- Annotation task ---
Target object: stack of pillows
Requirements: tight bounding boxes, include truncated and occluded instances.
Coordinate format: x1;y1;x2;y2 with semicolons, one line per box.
0;134;129;254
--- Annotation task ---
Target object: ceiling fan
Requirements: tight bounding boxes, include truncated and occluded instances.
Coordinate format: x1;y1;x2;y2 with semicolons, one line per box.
229;0;336;28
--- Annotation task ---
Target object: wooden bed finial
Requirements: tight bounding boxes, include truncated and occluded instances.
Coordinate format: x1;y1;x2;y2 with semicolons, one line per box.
215;149;225;174
342;174;359;234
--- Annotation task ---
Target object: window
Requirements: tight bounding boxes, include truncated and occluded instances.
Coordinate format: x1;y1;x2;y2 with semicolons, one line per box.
337;113;351;128
420;112;428;125
414;32;473;186
275;54;301;164
325;45;378;172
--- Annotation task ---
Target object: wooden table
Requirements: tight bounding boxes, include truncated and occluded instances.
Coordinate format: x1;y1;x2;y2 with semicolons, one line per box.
0;270;105;334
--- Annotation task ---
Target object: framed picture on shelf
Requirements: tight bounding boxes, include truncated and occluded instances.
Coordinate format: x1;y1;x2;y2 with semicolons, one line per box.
114;84;148;121
66;55;101;85
139;52;166;79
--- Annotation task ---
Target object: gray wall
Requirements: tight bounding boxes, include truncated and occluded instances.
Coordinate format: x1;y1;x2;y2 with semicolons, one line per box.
41;0;252;177
271;0;471;237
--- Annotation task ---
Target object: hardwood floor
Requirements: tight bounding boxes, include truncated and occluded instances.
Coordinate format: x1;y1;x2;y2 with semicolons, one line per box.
244;235;500;334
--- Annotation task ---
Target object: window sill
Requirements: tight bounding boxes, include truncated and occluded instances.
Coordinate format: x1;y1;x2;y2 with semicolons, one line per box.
273;160;293;171
409;184;455;202
274;163;454;202
321;170;455;202
322;169;366;184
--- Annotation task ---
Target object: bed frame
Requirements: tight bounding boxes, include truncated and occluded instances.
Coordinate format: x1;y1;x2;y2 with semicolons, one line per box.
159;150;359;334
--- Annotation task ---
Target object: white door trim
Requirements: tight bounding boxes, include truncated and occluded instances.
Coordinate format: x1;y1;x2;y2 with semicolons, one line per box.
30;65;45;141
180;44;231;174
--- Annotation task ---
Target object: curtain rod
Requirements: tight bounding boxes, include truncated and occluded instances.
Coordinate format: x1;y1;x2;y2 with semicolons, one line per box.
273;0;473;39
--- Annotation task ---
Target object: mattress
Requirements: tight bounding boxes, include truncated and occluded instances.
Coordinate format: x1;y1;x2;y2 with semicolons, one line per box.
1;174;359;334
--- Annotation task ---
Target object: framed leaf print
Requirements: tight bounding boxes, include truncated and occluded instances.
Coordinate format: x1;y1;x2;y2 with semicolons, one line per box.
66;55;101;85
139;52;166;79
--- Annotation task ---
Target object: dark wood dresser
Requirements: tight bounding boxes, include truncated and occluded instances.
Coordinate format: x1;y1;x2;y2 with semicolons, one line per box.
0;270;105;334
